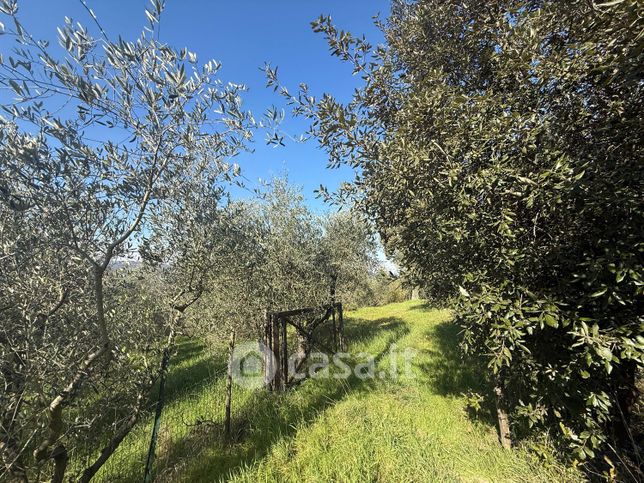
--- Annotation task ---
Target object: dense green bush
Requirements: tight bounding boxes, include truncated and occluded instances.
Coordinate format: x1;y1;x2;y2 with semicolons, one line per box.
275;0;643;472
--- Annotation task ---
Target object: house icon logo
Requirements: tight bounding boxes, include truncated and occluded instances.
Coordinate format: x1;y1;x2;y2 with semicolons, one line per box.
232;341;276;389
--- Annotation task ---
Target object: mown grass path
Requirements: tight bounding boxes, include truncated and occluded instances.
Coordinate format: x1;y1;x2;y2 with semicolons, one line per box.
96;301;578;482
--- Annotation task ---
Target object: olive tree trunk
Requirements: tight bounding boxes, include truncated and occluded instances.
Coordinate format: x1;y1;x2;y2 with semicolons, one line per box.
494;376;512;450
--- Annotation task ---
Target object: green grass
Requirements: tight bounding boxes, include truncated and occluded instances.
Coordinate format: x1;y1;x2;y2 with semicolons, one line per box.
94;301;579;482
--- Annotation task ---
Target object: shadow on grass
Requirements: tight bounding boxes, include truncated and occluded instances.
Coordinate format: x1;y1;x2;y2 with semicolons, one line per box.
418;320;497;426
141;339;229;417
161;339;228;406
171;339;207;365
157;315;410;482
406;301;435;311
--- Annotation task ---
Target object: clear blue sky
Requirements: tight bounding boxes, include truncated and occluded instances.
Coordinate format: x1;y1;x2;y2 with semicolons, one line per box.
12;0;390;212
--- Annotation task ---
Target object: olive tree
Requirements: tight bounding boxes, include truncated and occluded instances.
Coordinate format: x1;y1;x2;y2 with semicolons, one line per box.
0;0;255;479
267;0;643;474
319;211;378;309
250;179;377;312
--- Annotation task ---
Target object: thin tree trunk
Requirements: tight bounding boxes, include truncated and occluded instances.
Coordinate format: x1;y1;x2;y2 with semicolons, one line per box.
331;309;338;352
330;276;338;352
337;304;345;351
78;393;145;483
33;346;106;464
225;329;236;441
330;274;337;305
494;378;512;449
50;445;68;483
33;269;111;481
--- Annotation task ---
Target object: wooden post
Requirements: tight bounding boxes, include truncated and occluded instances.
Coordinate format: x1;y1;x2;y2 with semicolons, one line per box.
337;303;345;351
281;316;288;390
494;378;512;449
225;328;236;441
264;310;272;389
272;314;280;391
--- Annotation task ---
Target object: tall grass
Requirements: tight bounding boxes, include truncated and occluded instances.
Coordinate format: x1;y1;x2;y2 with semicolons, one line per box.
92;301;580;482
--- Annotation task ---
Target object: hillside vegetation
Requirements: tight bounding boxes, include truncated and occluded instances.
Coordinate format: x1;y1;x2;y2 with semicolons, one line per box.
95;301;579;482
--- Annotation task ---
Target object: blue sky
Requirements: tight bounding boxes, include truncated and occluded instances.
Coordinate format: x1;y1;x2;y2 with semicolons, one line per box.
12;0;390;213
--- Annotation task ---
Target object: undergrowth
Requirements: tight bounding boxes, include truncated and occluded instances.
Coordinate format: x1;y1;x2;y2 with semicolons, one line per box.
91;301;580;482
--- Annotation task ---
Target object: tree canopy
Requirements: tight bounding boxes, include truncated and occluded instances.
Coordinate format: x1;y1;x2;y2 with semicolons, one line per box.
273;0;643;471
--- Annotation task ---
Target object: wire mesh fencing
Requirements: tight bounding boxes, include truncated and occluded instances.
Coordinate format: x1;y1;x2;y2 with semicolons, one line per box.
77;340;234;482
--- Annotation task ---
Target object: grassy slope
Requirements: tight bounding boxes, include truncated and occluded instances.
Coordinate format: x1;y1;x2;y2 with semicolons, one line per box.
96;301;579;482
